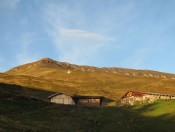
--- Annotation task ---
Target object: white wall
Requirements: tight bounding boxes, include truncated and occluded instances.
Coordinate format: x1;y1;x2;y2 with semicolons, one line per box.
51;94;75;105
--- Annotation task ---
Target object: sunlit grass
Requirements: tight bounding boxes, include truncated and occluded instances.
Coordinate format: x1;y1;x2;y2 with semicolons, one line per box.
133;100;175;117
1;70;175;101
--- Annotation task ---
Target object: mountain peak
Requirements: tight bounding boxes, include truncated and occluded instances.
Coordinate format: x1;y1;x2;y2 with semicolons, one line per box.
38;58;72;66
39;58;55;63
4;58;175;80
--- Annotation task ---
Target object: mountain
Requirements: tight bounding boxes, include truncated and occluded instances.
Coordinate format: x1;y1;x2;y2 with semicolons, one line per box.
1;59;175;131
5;58;175;79
1;58;175;100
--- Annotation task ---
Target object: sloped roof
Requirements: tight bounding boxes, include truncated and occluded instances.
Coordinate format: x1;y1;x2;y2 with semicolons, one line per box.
73;95;104;99
47;93;73;99
121;91;175;99
48;93;104;99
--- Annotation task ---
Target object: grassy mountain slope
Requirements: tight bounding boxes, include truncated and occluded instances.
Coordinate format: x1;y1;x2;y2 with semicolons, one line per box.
1;58;175;100
6;58;175;79
1;83;175;132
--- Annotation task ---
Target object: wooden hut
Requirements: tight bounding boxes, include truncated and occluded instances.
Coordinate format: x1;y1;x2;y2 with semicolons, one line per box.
117;91;175;106
73;95;104;107
48;93;75;105
48;93;104;107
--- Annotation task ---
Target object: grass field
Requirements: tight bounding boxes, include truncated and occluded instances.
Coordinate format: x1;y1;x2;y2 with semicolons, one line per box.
2;70;175;101
1;58;175;101
1;59;175;131
1;83;175;132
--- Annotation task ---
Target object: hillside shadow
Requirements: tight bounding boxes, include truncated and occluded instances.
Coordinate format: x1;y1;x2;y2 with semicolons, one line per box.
0;82;54;101
102;97;116;106
1;82;175;131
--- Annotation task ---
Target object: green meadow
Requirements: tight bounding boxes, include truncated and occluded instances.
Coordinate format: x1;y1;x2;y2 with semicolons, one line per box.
1;83;175;132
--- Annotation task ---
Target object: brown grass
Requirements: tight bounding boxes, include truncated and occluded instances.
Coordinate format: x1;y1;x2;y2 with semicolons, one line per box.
1;58;175;100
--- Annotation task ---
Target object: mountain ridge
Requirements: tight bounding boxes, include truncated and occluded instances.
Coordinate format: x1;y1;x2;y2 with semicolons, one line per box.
5;58;175;80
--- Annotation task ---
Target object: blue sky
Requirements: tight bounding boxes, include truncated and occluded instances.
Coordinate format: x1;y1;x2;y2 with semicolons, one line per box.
1;0;175;73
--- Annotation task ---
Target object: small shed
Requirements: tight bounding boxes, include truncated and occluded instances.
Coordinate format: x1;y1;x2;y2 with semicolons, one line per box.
48;93;105;107
73;95;104;107
48;93;75;105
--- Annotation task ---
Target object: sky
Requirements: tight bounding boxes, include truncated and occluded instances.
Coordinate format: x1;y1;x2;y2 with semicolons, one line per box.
1;0;175;73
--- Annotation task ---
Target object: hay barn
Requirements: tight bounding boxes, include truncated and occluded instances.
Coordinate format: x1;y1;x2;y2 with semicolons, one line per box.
117;91;175;106
48;93;104;107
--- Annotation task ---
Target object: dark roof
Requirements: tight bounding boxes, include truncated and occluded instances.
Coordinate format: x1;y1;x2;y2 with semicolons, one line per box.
47;93;73;98
47;93;105;99
73;95;104;99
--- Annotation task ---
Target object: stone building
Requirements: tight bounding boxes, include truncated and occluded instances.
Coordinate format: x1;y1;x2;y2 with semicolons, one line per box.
117;91;175;106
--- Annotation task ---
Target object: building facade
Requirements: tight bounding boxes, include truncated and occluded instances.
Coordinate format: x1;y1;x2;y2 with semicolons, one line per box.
117;91;175;106
48;93;104;107
48;93;75;105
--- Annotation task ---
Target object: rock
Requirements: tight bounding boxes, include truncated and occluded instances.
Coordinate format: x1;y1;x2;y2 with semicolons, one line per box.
172;77;175;80
143;74;149;77
161;75;167;78
154;75;160;78
125;73;130;75
149;74;153;77
132;73;137;76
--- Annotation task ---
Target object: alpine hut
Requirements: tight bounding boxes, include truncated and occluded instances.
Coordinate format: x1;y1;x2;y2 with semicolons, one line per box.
117;91;175;106
48;93;105;107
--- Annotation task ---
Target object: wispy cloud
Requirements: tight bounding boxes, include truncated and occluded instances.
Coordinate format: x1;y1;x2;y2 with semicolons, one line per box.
50;28;116;64
20;18;28;26
43;3;117;65
120;49;150;69
59;28;116;42
16;33;39;65
0;0;21;10
0;57;5;72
